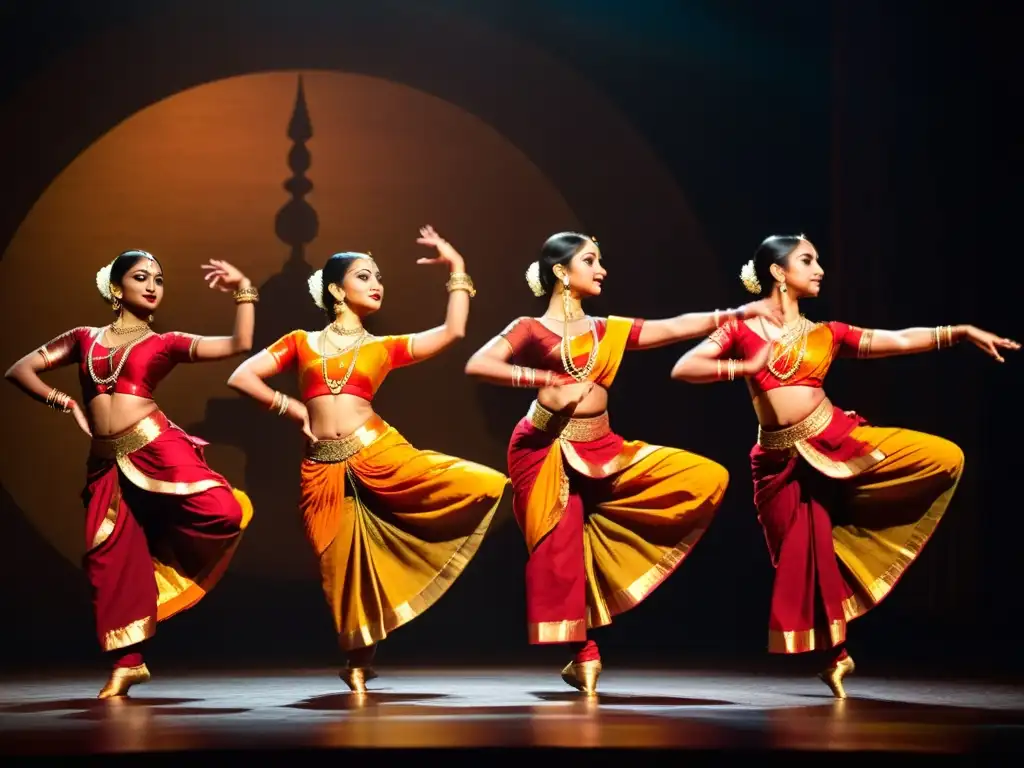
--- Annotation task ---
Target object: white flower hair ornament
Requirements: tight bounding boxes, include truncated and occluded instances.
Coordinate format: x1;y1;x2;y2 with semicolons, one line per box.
307;269;326;310
525;261;545;297
95;260;115;302
739;259;761;295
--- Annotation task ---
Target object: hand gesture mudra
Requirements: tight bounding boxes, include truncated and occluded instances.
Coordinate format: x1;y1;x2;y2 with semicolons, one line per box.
415;226;465;271
965;326;1020;363
201;260;250;292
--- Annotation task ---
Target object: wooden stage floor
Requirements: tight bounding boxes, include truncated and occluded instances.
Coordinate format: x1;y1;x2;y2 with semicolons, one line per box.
2;666;1022;763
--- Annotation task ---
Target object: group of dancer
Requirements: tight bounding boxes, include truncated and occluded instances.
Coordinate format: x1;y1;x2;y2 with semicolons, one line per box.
6;228;1017;701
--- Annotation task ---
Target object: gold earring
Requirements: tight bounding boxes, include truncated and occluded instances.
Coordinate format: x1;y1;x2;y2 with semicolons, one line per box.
111;293;121;312
335;298;346;316
147;314;154;323
561;274;569;288
779;281;788;294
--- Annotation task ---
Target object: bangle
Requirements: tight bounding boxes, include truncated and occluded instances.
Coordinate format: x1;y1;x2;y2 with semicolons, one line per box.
716;359;723;379
234;286;259;304
544;370;553;386
713;309;721;328
270;391;290;415
45;388;73;412
446;272;476;297
512;365;522;388
727;359;737;382
934;325;957;350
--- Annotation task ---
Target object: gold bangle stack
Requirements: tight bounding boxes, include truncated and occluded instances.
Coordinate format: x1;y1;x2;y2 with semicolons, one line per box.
716;359;737;381
45;388;73;412
234;286;260;304
446;272;476;297
512;365;538;387
270;391;290;416
934;325;955;349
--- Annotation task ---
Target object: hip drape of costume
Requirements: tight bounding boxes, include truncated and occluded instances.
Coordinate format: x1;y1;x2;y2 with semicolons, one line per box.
751;398;964;654
299;414;505;650
83;410;252;651
509;401;727;643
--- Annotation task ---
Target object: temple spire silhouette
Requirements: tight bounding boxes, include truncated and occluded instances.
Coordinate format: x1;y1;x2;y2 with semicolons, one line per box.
276;75;319;267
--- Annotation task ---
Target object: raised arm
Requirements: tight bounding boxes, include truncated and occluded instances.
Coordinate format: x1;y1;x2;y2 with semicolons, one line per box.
633;298;783;351
394;226;475;364
226;332;316;442
188;260;257;362
5;328;91;434
670;321;771;383
857;323;1020;363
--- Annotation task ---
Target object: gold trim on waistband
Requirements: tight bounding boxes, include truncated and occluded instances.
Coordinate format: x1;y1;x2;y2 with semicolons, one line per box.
90;412;167;460
527;401;610;443
306;417;388;463
757;398;833;451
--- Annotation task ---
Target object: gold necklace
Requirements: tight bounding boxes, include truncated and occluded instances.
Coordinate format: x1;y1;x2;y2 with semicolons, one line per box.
109;321;150;336
87;326;152;385
319;329;368;395
559;317;600;382
329;321;364;337
767;317;811;380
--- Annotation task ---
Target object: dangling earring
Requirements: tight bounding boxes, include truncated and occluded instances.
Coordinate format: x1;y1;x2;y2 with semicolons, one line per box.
561;274;573;319
111;292;121;313
147;314;154;324
334;298;346;318
778;281;788;294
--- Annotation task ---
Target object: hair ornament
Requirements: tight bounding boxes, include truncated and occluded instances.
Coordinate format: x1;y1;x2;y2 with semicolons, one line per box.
95;260;115;302
307;269;326;309
739;259;761;295
525;261;545;297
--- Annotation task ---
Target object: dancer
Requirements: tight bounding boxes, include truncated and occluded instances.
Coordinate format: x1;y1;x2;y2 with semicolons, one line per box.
226;226;506;694
464;231;782;695
670;233;1019;698
5;250;257;698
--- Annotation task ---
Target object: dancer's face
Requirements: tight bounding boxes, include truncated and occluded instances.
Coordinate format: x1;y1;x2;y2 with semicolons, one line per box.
560;240;607;298
114;256;164;315
333;257;383;316
773;239;824;298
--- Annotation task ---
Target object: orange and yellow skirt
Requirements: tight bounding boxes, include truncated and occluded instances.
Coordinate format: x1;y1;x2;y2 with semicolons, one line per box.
299;414;507;650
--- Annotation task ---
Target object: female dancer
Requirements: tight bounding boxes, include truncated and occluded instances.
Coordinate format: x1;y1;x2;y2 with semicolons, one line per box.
670;234;1019;698
464;231;782;695
5;250;257;698
226;226;506;693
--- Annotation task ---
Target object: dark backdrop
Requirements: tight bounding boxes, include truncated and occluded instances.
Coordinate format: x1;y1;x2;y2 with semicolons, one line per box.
0;0;1018;676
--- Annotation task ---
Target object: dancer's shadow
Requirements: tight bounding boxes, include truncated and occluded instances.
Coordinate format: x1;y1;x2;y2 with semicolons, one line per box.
0;697;198;713
64;705;251;719
287;692;449;711
531;691;732;707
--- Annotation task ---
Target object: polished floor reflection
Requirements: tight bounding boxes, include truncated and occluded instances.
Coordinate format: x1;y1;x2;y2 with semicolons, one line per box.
1;667;1021;759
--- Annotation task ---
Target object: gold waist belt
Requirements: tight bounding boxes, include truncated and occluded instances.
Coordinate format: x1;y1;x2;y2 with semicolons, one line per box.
757;398;834;451
527;401;611;443
90;411;169;460
305;415;387;463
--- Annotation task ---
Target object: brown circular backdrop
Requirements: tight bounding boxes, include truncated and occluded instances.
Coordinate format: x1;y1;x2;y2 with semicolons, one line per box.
0;70;581;577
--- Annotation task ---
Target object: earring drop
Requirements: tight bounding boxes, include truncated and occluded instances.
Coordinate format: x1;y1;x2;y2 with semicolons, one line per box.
147;314;154;323
779;282;788;294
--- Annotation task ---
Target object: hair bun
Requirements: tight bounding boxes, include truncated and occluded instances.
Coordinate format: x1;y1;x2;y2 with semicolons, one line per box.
739;259;761;295
525;261;545;297
307;269;325;309
95;260;115;302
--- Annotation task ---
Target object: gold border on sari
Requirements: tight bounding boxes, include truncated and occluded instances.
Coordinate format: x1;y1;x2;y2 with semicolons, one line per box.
102;615;156;652
527;618;587;644
757;398;886;479
337;489;501;650
90;412;225;495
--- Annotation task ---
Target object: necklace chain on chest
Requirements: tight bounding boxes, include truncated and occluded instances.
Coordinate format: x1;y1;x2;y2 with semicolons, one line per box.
87;325;153;386
320;329;368;395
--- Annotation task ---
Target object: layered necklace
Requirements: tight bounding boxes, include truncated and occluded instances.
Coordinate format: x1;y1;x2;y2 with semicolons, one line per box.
545;310;599;382
87;321;152;386
319;323;368;395
767;316;812;381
